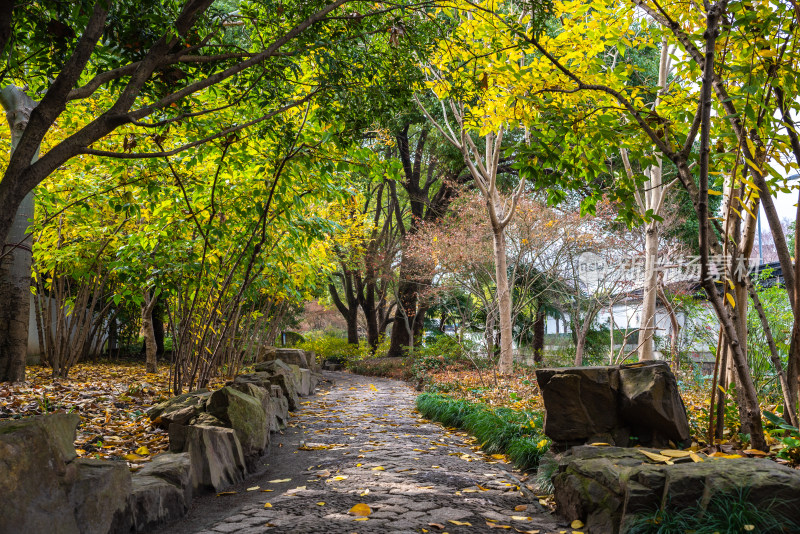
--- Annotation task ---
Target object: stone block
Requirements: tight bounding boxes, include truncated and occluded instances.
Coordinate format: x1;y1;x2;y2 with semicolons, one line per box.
552;446;800;534
536;362;689;448
129;475;187;532
207;386;269;458
0;414;81;534
70;458;132;534
147;389;210;429
137;452;193;505
184;425;246;493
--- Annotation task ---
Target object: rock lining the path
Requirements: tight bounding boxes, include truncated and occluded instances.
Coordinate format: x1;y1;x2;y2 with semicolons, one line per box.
536;361;690;449
0;353;321;534
552;445;800;534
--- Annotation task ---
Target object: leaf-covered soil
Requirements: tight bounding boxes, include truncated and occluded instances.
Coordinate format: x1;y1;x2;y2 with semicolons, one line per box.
0;361;222;469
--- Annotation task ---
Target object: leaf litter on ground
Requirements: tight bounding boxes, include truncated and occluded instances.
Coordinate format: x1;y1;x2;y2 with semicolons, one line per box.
0;361;226;469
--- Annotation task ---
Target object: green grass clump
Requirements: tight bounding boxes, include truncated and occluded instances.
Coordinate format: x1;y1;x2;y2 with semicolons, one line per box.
625;488;799;534
416;393;549;472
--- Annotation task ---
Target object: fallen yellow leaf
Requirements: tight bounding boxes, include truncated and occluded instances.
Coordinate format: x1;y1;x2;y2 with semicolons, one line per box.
268;479;291;483
349;503;372;516
515;505;527;512
353;517;369;521
263;503;272;508
246;486;260;491
371;466;385;471
570;520;584;529
689;452;704;463
135;446;150;456
639;450;672;463
511;516;531;521
708;452;743;459
316;502;325;506
660;450;691;458
449;520;472;526
485;521;511;529
216;491;236;496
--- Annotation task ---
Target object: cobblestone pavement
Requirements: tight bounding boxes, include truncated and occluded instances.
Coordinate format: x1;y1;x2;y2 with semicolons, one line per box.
156;371;568;534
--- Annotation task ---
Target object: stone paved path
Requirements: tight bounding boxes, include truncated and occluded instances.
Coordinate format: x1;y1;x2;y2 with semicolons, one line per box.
155;372;568;534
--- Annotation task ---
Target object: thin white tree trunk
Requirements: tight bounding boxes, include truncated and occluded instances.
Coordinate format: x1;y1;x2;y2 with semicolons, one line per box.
493;226;513;374
638;223;659;360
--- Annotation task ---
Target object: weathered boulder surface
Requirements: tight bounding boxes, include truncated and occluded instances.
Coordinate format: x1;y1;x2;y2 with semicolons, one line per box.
255;359;301;410
257;347;308;367
536;361;689;448
137;452;193;505
146;389;210;429
269;386;290;431
207;386;269;458
128;475;187;532
70;458;132;534
0;414;139;534
0;413;82;534
183;424;246;492
552;446;800;534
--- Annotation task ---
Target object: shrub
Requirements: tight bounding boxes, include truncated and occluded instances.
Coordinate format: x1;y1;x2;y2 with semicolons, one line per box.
297;332;360;365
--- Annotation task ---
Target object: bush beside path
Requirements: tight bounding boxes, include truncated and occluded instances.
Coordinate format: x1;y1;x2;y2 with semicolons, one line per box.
155;371;568;534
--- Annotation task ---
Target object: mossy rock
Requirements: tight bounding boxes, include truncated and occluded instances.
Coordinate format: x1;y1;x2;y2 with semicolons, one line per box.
206;387;268;457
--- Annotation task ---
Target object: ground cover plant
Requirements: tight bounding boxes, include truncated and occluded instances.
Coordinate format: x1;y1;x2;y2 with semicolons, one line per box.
416;392;550;473
625;488;800;534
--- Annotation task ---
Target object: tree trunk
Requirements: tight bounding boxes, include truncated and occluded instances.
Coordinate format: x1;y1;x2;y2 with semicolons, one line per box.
141;290;159;374
329;267;360;346
357;276;380;351
0;86;38;382
388;275;417;357
493;227;514;374
153;300;165;357
696;7;765;450
638;223;659;360
574;330;586;367
532;306;545;363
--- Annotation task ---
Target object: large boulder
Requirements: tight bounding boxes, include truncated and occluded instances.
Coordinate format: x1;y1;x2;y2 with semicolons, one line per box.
128;475;187;532
552;446;800;534
183;425;246;492
286;364;313;396
70;458;132;534
537;366;621;443
0;413;81;534
137;452;193;505
254;360;301;410
146;389;210;429
256;347;309;367
269;385;289;431
207;386;269;458
618;363;690;446
536;362;689;449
